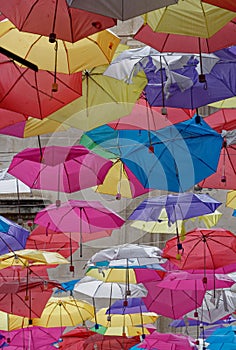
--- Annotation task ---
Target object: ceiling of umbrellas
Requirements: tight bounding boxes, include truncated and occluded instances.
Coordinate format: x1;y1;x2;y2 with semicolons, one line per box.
0;1;236;349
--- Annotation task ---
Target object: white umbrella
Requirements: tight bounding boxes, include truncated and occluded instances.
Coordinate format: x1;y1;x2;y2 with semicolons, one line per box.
187;288;236;324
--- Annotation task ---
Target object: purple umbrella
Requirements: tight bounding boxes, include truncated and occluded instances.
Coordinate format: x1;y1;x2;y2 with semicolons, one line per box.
169;315;236;328
106;298;148;315
0;215;30;255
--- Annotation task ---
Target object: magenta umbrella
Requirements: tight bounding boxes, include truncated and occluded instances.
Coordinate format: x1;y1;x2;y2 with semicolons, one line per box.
137;331;197;350
142;271;207;319
8;145;113;193
34;199;125;257
1;326;64;350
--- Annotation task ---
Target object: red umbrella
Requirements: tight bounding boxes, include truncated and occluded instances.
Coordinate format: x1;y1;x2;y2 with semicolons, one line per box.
202;0;236;12
199;110;236;189
0;109;28;129
0;0;116;43
0;54;82;119
59;327;95;349
162;228;236;270
134;21;236;53
82;334;140;350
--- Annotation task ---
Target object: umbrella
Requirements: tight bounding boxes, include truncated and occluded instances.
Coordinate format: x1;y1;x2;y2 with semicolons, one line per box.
1;326;64;349
143;0;235;38
7;145;113;193
134;21;236;54
0;249;69;269
0;0;116;42
137;331;197;350
90;324;152;337
32;296;94;327
226;190;236;209
95;159;151;199
82;117;223;193
59;327;95;350
0;278;61;319
92;308;158;327
0;215;29;255
106;298;149;315
67;0;178;21
169;315;236;328
0;310;29;331
34;199;125;257
142;272;207;319
0;116;69;138
0;20;120;74
187;289;236;324
202;0;236;12
48;65;147;131
82;333;140;350
0;53;82;119
162;228;236;270
206;326;236;349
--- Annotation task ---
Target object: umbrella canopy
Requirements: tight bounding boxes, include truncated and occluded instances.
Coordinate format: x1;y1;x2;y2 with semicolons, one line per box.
0;249;69;269
202;0;236;12
67;0;178;21
226;190;236;209
0;53;82;119
187;289;236;324
82;117;223;192
134;21;236;54
8;145;113;193
142;272;207;319
0;20;120;74
0;215;30;255
106;298;148;315
0;117;69;138
143;0;235;38
73;276;148;299
206;326;236;349
138;331;197;350
0;0;116;42
169;315;236;328
91;324;152;337
0;278;61;318
92;308;158;327
0;310;29;331
203;109;236;133
59;327;95;350
162;228;236;270
48;65;147;131
1;326;64;349
33;296;94;327
82;333;140;350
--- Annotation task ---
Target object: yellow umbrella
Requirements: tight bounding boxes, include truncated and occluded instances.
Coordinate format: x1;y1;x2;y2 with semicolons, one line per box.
92;308;158;327
86;267;139;284
144;0;235;38
33;296;94;327
209;96;236;108
48;65;147;131
0;20;120;74
0;310;29;331
91;324;152;337
226;190;236;208
0;249;69;269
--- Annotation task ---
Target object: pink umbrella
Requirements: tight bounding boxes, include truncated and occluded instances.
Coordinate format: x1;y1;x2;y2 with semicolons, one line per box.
34;199;125;257
0;54;82;119
8;145;113;193
202;0;236;12
137;331;197;350
1;326;64;350
108;98;195;130
142;271;207;319
204;109;236;133
134;21;236;53
0;108;28;129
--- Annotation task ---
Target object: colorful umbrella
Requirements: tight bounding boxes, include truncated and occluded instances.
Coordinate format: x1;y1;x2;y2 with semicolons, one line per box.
143;0;235;38
162;228;236;270
134;21;236;54
82;117;223;192
33;296;94;327
0;215;30;255
48;65;147;131
226;190;236;209
8;145;113;193
34;199;125;257
1;326;64;349
0;310;29;331
187;289;236;324
142;272;207;319
82;333;140;350
91;324;152;337
202;0;236;12
0;0;116;42
59;327;95;350
209;96;236;109
67;0;178;20
138;331;197;350
106;298;148;315
206;325;236;350
169;315;236;328
0;53;82;119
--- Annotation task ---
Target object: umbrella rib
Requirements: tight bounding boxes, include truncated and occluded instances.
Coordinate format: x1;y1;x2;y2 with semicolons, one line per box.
63;164;72;193
86;37;111;65
88;74;119;103
18;0;38;31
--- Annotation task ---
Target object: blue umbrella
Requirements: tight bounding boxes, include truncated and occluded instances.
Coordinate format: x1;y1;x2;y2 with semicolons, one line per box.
144;51;236;109
206;326;236;350
82;116;223;193
0;215;29;255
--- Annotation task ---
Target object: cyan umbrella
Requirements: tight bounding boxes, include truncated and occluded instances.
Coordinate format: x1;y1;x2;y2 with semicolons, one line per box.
206;326;236;350
82;116;223;193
